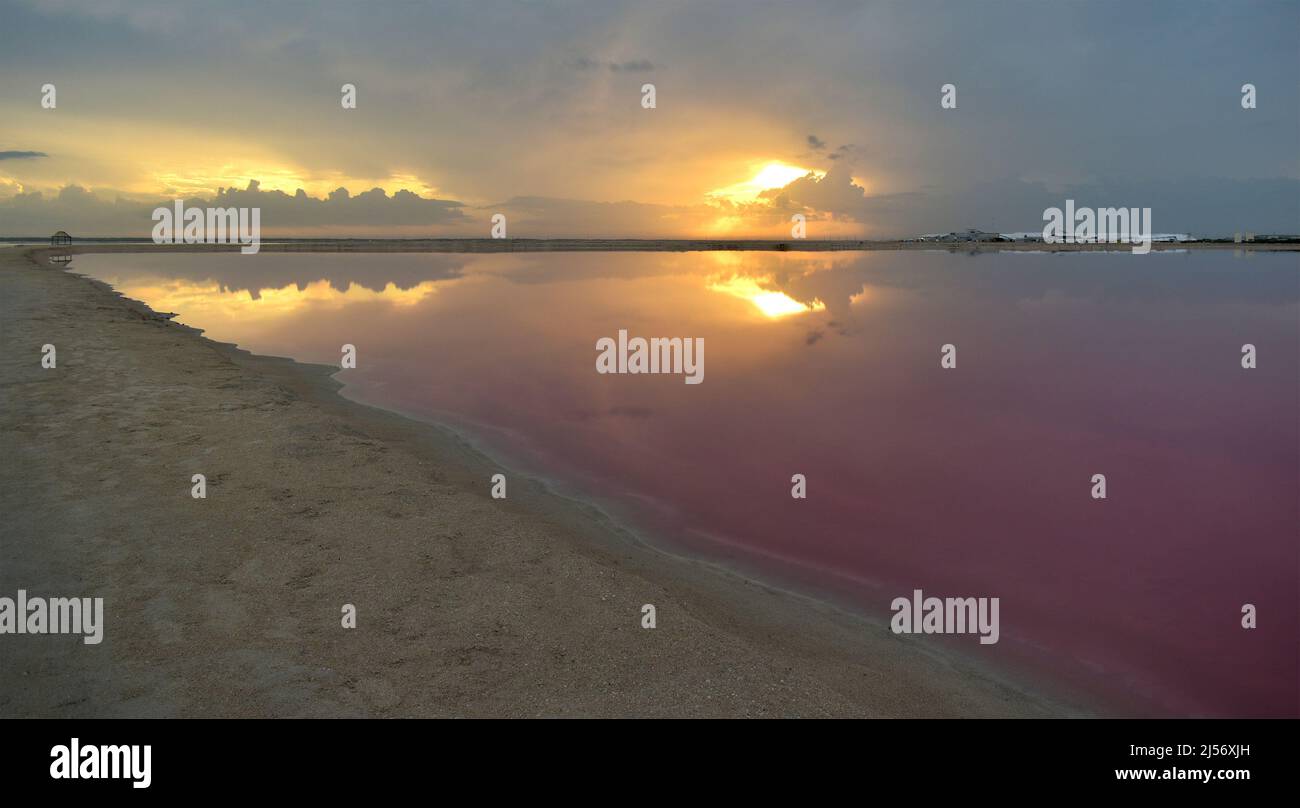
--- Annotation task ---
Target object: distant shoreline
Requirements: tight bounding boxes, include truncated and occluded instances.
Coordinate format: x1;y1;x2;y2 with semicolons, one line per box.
10;238;1299;255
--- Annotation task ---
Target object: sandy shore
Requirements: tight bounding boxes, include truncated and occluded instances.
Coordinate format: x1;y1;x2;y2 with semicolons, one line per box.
0;246;1083;718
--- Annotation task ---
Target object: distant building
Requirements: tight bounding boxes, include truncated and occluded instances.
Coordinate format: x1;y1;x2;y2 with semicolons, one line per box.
50;231;72;246
916;229;1007;243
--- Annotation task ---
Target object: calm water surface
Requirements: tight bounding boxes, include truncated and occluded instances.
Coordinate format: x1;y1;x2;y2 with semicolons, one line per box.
72;249;1300;717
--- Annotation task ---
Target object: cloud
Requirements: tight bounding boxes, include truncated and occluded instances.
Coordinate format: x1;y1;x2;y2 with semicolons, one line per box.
761;169;1300;238
0;150;48;160
0;180;469;236
17;0;186;33
7;171;1294;239
763;166;872;219
570;57;655;72
3;1;1296;240
610;59;654;72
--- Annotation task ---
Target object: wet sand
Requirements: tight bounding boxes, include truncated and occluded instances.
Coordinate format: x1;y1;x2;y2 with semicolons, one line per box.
0;246;1084;717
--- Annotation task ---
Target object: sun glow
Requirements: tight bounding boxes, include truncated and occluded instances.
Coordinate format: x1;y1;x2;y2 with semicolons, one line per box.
709;275;825;318
707;161;825;205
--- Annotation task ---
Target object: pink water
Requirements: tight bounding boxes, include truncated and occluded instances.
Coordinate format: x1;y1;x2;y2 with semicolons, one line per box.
75;249;1300;716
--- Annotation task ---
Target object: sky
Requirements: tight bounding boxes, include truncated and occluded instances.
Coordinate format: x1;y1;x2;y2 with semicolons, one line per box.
0;0;1297;238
